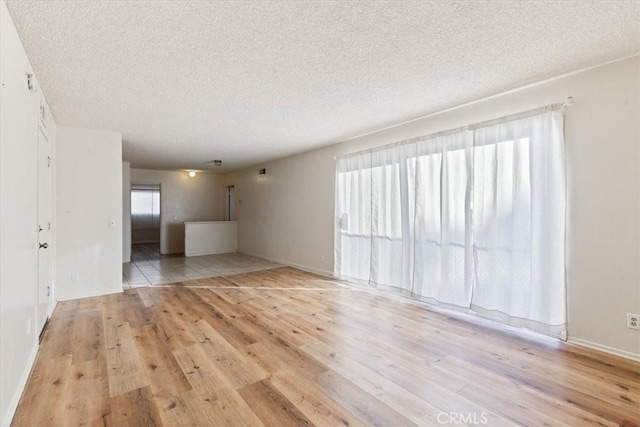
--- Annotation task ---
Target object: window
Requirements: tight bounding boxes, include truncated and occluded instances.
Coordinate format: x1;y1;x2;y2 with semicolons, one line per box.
335;111;566;338
131;186;161;245
131;189;160;230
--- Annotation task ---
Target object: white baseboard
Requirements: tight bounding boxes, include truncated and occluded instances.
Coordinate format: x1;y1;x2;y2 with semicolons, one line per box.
2;343;38;426
57;287;123;302
567;337;640;362
238;251;334;278
48;299;58;317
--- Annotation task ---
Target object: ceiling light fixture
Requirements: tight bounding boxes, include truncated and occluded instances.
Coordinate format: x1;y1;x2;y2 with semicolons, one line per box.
188;170;196;178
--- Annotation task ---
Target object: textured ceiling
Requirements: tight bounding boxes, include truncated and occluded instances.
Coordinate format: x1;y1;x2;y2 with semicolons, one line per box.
6;1;640;172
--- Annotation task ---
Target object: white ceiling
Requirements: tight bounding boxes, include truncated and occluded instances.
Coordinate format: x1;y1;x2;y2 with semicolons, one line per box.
6;1;640;172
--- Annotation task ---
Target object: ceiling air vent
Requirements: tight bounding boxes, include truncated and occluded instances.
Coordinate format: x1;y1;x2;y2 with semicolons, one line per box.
204;159;223;166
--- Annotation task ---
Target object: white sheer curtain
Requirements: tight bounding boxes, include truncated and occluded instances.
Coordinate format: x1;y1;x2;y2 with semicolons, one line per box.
335;111;566;338
335;154;372;284
470;112;566;337
414;131;473;309
370;144;416;292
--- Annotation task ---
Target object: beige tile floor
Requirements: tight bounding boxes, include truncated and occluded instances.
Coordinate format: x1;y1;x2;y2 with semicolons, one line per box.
123;244;281;289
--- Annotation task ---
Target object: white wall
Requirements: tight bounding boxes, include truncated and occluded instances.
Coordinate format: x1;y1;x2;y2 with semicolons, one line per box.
0;1;56;423
226;160;335;277
129;169;226;254
122;162;131;262
185;221;238;256
227;57;640;358
56;126;123;300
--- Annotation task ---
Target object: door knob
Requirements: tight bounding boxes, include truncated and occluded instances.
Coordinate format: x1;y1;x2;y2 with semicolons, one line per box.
39;242;48;249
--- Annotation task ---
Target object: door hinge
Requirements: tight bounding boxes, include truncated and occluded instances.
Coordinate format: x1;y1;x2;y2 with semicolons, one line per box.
47;221;51;231
47;286;50;297
26;73;34;92
47;156;51;167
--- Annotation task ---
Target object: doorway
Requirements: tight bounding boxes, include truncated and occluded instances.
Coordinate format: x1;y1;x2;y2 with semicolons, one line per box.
131;184;161;261
36;124;52;339
226;185;236;221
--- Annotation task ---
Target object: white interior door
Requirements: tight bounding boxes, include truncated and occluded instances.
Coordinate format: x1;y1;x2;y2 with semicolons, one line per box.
36;125;51;337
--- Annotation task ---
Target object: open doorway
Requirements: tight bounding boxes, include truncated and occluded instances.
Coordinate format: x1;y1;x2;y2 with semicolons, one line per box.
226;185;236;221
131;184;161;261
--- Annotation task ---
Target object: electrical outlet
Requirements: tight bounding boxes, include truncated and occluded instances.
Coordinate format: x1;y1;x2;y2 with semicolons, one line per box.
71;272;79;282
627;313;640;330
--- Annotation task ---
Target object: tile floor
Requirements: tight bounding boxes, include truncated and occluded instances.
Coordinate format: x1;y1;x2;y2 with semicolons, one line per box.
123;244;281;289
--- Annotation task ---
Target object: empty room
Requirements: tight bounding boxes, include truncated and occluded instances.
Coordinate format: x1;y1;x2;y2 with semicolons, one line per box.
1;1;639;426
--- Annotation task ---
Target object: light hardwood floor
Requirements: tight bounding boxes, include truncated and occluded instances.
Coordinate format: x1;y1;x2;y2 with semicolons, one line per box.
12;267;640;426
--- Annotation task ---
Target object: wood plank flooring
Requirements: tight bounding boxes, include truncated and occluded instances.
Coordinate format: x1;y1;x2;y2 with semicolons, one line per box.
12;267;640;426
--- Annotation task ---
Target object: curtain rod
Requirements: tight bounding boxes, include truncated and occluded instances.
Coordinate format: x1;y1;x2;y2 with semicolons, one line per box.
335;97;573;160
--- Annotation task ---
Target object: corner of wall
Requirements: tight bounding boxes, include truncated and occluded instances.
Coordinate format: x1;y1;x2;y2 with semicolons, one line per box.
55;126;124;301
